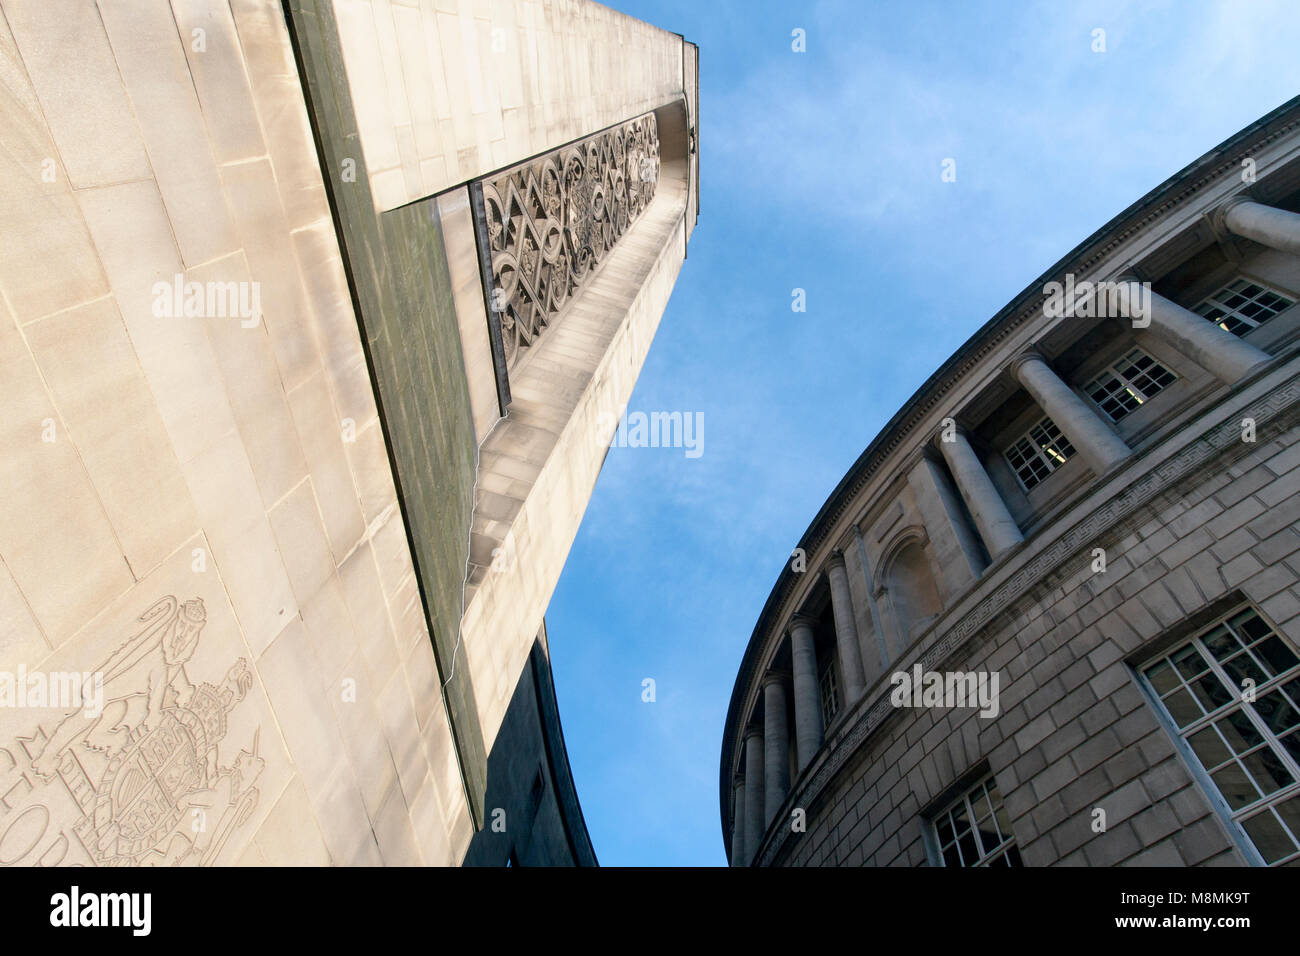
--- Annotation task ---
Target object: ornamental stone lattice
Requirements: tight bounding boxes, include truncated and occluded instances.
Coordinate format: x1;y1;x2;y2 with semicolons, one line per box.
476;113;661;369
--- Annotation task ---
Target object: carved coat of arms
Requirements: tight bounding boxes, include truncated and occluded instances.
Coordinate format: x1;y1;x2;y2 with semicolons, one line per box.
2;596;263;867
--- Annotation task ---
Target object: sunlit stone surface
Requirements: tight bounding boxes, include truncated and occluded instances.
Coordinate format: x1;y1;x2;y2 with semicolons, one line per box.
0;0;697;868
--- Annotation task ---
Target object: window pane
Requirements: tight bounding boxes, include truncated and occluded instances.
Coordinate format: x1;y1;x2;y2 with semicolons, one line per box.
1256;691;1300;737
1218;711;1265;753
1240;747;1294;796
1173;644;1208;681
1190;672;1235;712
1188;726;1232;769
994;803;1011;838
1146;660;1180;695
1163;688;1203;727
1202;625;1240;660
1281;729;1300;765
1211;761;1261;810
976;818;1001;855
957;830;979;864
1275;795;1300;844
1242;809;1298;864
1232;609;1273;642
1220;653;1267;691
1256;637;1300;677
1284;677;1300;708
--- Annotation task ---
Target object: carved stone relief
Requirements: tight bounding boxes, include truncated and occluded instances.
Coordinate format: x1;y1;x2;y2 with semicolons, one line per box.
0;537;286;867
477;113;661;369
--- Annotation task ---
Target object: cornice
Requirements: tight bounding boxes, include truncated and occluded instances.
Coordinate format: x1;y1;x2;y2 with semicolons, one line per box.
792;108;1300;588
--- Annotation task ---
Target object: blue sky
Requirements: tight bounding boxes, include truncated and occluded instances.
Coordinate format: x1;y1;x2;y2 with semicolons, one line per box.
543;0;1300;866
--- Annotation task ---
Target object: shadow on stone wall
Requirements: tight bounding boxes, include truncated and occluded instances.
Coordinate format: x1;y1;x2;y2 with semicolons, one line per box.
462;624;597;866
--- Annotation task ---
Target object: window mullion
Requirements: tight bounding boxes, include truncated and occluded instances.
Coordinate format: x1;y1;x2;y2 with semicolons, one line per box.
1194;635;1300;784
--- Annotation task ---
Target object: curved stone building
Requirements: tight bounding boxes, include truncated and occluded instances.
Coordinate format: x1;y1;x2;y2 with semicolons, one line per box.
722;96;1300;867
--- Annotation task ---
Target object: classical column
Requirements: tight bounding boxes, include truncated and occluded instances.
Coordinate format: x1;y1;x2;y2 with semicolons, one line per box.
824;555;868;706
742;727;764;864
935;425;1023;559
788;614;824;773
762;673;791;826
1219;197;1300;257
1009;352;1131;476
1132;284;1271;384
731;774;746;866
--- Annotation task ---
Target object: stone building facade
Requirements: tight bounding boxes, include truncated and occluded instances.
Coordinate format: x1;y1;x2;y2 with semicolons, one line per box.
0;0;696;866
721;97;1300;868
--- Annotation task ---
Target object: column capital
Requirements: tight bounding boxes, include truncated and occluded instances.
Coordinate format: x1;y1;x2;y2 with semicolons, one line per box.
1112;267;1146;284
732;772;746;790
825;549;848;571
1213;195;1300;258
760;670;790;689
743;724;763;742
931;419;972;455
1007;349;1048;382
1090;272;1150;326
1212;193;1259;233
789;611;818;632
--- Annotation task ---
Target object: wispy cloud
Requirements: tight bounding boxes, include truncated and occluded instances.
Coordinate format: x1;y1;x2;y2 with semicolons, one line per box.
547;0;1300;866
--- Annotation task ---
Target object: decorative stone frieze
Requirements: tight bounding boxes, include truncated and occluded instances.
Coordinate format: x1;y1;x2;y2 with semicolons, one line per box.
476;114;661;368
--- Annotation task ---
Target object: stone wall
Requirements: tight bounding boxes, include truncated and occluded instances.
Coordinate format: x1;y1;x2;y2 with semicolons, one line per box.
0;0;471;866
769;361;1300;866
286;0;488;824
330;0;692;210
462;627;598;865
0;0;693;868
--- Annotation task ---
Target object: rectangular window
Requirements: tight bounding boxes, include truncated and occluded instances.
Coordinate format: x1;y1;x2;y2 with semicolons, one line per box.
1003;416;1075;492
1141;607;1300;866
820;660;840;728
1194;278;1295;337
932;775;1022;867
1084;348;1178;422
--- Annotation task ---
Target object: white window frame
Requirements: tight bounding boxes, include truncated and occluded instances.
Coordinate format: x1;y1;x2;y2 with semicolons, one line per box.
1083;347;1178;423
1138;606;1300;866
819;659;840;728
1002;415;1075;493
929;774;1022;867
1193;277;1295;337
